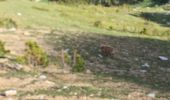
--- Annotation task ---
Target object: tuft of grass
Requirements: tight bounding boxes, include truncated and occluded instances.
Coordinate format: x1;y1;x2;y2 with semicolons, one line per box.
94;20;104;28
0;18;17;29
32;6;49;12
0;41;10;58
15;56;27;64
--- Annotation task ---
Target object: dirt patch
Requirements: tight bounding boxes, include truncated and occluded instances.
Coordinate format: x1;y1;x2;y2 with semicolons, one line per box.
0;77;35;89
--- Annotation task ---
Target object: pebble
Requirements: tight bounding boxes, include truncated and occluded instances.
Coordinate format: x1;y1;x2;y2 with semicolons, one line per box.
14;63;23;70
89;94;94;97
5;89;17;96
86;69;92;74
142;63;150;68
57;89;62;92
74;92;78;96
147;92;156;98
9;27;16;31
23;31;31;36
39;75;47;80
98;54;103;58
159;56;168;61
63;86;68;89
17;12;22;16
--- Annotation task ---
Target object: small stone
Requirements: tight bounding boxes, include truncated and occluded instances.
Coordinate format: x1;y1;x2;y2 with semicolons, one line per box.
140;70;147;73
57;89;62;92
9;27;16;31
89;94;94;97
23;31;31;36
39;95;45;100
147;92;156;98
5;89;17;96
5;63;23;70
159;56;168;61
98;54;103;58
17;12;22;16
35;0;41;2
134;58;139;61
14;63;23;70
45;80;55;86
74;92;78;96
142;63;150;68
86;69;92;74
39;75;47;80
63;86;68;89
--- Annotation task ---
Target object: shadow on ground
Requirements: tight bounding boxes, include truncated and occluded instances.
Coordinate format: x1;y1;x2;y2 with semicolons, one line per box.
133;12;170;27
45;30;170;91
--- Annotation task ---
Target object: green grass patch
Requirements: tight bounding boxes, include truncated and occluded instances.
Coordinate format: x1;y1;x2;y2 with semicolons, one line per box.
0;41;10;58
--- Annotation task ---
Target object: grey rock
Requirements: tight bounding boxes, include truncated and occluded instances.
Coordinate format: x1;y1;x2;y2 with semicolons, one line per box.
159;56;168;61
6;63;23;70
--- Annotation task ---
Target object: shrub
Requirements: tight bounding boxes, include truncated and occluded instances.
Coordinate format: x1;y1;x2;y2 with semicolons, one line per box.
0;41;9;58
24;40;49;67
0;18;17;29
72;53;85;72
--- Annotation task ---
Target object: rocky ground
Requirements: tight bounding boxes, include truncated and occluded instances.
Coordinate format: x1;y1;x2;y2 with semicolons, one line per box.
0;28;169;100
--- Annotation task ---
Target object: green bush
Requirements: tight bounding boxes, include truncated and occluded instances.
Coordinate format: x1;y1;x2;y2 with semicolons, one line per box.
0;18;17;29
0;41;9;58
73;54;85;72
24;40;49;67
